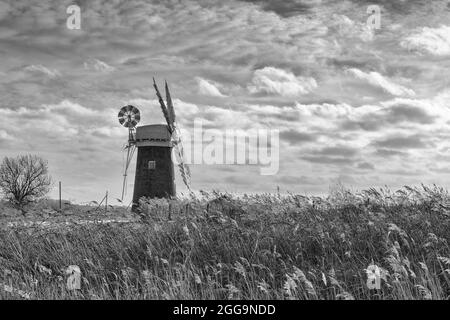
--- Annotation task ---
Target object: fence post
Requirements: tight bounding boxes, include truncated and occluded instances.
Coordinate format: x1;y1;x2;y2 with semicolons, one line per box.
59;181;62;212
105;191;108;214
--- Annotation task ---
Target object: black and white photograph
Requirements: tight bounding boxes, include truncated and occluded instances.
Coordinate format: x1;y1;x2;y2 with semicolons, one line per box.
0;0;449;308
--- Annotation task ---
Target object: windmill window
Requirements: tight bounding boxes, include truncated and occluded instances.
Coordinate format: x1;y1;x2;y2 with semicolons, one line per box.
148;161;156;170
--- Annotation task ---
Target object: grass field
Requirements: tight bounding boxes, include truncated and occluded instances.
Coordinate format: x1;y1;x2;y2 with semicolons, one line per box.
0;185;449;300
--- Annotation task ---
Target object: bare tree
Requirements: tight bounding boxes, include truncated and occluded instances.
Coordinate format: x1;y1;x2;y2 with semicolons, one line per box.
0;154;52;210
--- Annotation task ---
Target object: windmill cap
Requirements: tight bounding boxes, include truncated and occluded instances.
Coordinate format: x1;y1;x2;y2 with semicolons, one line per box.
135;124;173;147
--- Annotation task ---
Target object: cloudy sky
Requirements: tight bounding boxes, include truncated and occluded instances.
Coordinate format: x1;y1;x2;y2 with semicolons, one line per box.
0;0;450;203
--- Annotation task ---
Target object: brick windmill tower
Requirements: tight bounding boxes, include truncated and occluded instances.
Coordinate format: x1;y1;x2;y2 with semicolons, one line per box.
118;79;191;209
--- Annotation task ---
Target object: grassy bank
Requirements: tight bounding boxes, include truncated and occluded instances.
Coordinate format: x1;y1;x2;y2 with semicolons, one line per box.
0;186;449;299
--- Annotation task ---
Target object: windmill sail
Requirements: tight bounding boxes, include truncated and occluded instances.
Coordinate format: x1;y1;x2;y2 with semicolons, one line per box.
176;141;192;191
165;81;176;125
175;134;192;192
154;80;192;193
153;78;174;134
171;125;192;191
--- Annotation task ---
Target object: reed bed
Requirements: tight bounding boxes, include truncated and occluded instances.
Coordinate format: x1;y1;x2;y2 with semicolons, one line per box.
0;185;449;300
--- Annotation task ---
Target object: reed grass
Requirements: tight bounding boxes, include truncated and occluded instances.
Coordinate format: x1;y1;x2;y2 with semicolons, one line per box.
0;185;449;300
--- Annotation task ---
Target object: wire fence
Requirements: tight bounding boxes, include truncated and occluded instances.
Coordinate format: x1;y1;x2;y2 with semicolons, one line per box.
53;181;134;214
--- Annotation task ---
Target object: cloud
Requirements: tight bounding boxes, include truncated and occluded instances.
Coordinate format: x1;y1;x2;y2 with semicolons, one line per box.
314;145;359;157
385;103;435;124
401;25;450;56
24;64;60;78
196;78;226;97
0;0;449;200
243;0;322;17
90;126;124;138
84;59;115;73
0;2;12;22
357;162;375;170
0;99;111;142
0;129;13;141
276;175;326;186
299;145;359;167
373;135;430;149
248;67;317;97
46;100;98;117
279;129;316;145
341;100;437;131
347;68;415;97
331;14;374;42
301;155;355;165
385;168;427;176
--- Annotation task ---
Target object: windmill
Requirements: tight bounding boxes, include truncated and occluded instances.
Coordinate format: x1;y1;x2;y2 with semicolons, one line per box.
118;79;192;209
